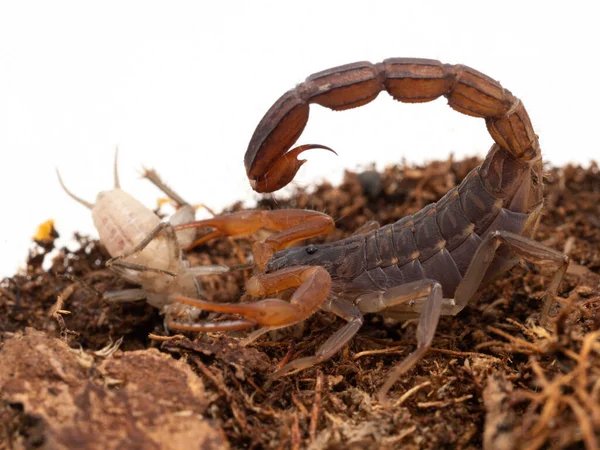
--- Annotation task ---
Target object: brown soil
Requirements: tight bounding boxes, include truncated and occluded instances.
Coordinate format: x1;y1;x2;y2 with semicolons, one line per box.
1;156;599;449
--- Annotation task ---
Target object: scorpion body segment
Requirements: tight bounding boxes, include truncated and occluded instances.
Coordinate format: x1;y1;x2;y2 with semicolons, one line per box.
268;145;543;300
171;58;568;401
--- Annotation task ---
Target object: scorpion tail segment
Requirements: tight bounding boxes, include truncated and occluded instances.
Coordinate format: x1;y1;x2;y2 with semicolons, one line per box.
113;145;121;189
250;144;337;193
56;169;94;210
485;101;540;163
243;87;338;193
167;319;257;333
245;91;310;190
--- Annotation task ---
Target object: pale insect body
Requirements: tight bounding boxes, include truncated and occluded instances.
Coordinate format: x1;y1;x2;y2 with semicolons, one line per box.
57;151;227;318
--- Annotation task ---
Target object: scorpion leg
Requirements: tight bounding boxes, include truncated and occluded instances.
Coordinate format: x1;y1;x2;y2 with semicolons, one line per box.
169;265;331;331
452;230;570;323
360;231;568;400
271;296;364;378
354;280;445;403
174;209;335;269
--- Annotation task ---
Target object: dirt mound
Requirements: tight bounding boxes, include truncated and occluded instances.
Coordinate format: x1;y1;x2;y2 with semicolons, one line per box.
1;157;599;449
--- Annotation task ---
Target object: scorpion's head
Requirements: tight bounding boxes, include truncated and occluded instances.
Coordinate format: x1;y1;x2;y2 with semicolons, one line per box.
265;237;364;281
266;244;333;273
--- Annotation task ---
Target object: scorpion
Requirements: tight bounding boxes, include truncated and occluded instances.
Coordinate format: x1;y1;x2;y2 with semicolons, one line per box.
168;58;570;400
57;150;229;322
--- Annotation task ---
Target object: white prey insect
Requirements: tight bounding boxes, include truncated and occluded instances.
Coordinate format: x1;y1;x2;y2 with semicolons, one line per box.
56;150;228;321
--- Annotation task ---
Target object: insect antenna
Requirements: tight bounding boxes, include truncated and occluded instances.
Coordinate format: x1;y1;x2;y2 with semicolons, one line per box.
55;169;94;210
113;145;121;189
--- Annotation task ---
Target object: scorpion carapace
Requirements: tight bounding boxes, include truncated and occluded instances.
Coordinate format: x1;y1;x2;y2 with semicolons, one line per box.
170;58;569;402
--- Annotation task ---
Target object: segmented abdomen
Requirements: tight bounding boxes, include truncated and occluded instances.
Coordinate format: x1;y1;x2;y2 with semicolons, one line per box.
341;166;530;297
92;190;175;272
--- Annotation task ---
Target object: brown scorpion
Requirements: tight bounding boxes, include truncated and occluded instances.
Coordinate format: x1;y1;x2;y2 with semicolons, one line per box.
169;58;570;400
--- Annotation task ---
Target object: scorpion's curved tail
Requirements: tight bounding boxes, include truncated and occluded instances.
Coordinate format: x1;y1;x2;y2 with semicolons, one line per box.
244;58;542;196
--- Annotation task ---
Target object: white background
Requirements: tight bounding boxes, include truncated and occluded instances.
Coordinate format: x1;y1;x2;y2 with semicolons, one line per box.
1;1;598;276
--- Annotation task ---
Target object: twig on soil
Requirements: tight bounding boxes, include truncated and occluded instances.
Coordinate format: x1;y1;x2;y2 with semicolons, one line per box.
275;341;296;371
94;336;124;358
417;394;473;409
190;355;232;398
393;381;431;407
291;413;301;450
429;347;502;361
0;286;16;302
566;396;598;450
352;345;405;360
57;273;103;298
309;371;324;442
49;286;79;341
487;326;542;353
291;392;309;416
190;355;250;434
148;333;186;341
498;322;600;449
381;425;417;445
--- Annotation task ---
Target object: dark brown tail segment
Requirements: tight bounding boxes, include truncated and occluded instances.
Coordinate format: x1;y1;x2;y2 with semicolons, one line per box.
245;58;542;193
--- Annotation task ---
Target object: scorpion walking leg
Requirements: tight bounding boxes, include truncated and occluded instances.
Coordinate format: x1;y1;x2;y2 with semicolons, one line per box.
355;280;445;403
452;230;570;323
175;209;335;268
272;297;364;378
169;265;331;331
